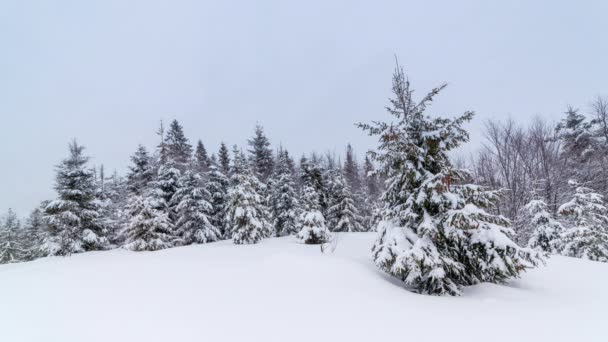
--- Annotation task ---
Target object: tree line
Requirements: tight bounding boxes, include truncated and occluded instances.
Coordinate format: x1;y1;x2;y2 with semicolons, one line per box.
0;120;382;261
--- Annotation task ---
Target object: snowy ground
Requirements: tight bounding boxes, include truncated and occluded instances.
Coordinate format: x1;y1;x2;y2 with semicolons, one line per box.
0;233;606;342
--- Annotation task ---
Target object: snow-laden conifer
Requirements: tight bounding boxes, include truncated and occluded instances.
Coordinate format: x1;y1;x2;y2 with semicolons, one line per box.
269;148;300;236
326;172;363;232
558;181;608;262
165;119;192;168
296;185;331;244
524;199;565;253
225;150;270;244
173;170;220;244
120;195;175;251
205;158;230;239
358;64;542;295
42;141;109;256
0;209;26;264
248;124;274;182
126;145;154;196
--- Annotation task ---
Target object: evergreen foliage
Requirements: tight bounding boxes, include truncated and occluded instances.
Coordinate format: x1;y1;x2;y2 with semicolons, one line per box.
358;64;542;295
165;119;193;168
296;185;331;244
127;145;154;195
205;159;230;239
225;150;270;244
524;199;565;254
558;181;608;262
0;209;26;264
269;148;300;236
42;141;109;256
326;172;363;232
248;124;275;182
173;170;220;244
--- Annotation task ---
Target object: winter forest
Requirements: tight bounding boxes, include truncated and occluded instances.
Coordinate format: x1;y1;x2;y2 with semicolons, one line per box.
2;64;608;297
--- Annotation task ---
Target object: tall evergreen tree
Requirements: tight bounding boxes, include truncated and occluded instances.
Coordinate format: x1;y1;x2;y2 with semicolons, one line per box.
194;140;210;174
269;148;300;236
218;142;231;175
524;199;565;254
165;119;193;168
205;158;230;239
300;156;328;214
296;185;331;244
343;144;362;194
363;155;380;201
326;172;363;232
173;170;220;244
358;64;541;295
0;209;26;264
127;145;154;195
22;206;47;260
120;195;175;251
42;141;109;256
558;181;608;262
225;150;270;244
248;124;274;182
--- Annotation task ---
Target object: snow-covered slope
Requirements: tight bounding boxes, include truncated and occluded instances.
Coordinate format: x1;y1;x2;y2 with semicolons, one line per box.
0;233;605;342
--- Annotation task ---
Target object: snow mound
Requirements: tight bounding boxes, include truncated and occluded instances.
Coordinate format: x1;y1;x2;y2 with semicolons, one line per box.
0;233;606;342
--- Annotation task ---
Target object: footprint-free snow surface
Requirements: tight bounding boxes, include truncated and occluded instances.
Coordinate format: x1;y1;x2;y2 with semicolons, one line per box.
0;233;605;342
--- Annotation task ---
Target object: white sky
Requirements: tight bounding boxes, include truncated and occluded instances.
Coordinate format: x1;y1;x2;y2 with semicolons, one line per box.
1;0;607;216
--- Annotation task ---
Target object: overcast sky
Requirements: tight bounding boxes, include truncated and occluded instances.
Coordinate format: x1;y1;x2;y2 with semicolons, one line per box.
1;0;607;216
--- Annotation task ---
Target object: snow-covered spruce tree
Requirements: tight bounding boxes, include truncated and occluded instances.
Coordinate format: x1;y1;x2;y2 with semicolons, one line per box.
225;149;270;244
0;209;26;264
21;206;47;260
524;199;565;254
42;141;109;256
326;171;363;232
94;165;125;246
218;142;231;175
269;148;300;237
154;160;181;216
194;140;210;174
343;143;362;194
358;64;542;295
299;156;328;215
205;158;230;239
173;170;221;244
296;185;331;244
248;124;275;183
165;119;193;169
120;195;175;251
126;145;154;196
558;181;608;262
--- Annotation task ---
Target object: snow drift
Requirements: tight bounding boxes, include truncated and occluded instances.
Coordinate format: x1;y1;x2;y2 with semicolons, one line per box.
0;233;605;342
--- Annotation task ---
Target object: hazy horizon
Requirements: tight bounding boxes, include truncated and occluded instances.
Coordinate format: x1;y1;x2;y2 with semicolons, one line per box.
2;0;607;216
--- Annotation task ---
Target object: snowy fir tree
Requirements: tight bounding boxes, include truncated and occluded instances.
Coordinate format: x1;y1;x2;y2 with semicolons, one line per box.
524;199;565;254
248;124;275;182
194;140;210;174
94;165;125;245
173;170;221;244
218;142;231;175
165;119;193;168
269;148;300;237
225;150;270;244
358;64;542;295
120;195;175;251
42;141;109;256
343;143;362;194
326;172;363;232
300;156;328;214
21;206;47;260
153;160;181;216
558;181;608;262
296;185;331;244
0;209;26;264
205;159;230;239
126;145;154;195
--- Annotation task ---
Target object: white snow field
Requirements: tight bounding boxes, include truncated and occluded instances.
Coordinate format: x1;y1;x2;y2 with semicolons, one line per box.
0;233;606;342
